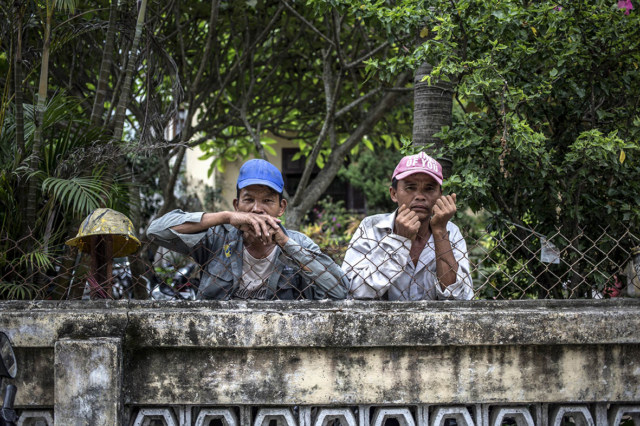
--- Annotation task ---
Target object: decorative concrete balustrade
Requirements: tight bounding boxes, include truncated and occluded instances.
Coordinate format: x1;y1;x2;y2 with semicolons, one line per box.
0;299;639;426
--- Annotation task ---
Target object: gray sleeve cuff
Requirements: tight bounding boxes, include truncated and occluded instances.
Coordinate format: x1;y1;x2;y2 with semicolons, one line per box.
147;210;206;248
435;261;473;300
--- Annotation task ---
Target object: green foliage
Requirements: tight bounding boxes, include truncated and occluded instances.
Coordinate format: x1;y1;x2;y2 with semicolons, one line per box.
2;0;637;301
187;1;414;177
0;282;40;300
301;198;364;263
0;93;125;296
199;135;278;176
54;0;79;14
339;147;404;212
0;0;164;299
42;171;111;216
342;0;640;297
428;2;640;225
18;250;54;270
1;94;122;235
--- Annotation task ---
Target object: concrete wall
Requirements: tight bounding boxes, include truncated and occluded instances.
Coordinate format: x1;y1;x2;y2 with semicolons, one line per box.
1;300;640;426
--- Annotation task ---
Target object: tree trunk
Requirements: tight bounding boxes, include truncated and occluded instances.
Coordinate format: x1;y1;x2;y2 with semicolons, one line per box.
25;13;52;235
13;3;25;159
129;180;150;300
91;0;119;126
105;0;147;214
14;2;27;233
412;61;454;178
113;0;148;140
156;146;186;218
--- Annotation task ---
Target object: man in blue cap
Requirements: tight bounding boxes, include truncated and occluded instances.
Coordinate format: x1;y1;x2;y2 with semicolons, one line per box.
147;159;348;300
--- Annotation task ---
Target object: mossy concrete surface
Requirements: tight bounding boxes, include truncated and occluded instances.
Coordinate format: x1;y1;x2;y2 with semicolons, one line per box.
125;344;640;405
54;338;122;425
0;299;638;408
0;299;639;348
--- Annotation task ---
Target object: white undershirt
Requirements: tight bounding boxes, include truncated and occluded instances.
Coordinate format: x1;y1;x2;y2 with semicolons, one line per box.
234;246;278;299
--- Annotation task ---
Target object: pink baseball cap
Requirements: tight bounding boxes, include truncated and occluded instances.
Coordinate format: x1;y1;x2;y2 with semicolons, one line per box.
392;152;443;185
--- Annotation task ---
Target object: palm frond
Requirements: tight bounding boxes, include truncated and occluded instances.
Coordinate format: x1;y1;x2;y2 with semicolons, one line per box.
54;0;79;13
42;175;110;215
0;282;40;300
21;92;81;144
51;20;108;52
18;251;54;270
42;92;84;130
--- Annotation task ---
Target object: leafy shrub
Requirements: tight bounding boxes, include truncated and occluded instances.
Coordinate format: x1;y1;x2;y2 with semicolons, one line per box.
301;198;364;264
339;146;404;213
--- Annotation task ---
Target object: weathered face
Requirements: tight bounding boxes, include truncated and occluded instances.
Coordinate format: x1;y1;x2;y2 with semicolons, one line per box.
390;173;442;221
233;185;286;218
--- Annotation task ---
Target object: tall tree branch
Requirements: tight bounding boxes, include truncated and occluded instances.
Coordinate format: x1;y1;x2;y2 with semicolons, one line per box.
287;72;411;225
281;1;335;46
113;0;149;140
91;0;118;125
290;71;343;208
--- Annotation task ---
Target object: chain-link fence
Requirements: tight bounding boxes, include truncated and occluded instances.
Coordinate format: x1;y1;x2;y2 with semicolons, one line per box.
1;220;638;301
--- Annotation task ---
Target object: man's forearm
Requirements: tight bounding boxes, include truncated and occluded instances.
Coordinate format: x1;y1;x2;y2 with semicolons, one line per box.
171;212;230;234
280;239;347;299
432;228;459;290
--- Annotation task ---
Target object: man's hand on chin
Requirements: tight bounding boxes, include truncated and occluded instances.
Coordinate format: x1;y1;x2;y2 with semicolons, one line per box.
430;193;457;232
394;204;421;241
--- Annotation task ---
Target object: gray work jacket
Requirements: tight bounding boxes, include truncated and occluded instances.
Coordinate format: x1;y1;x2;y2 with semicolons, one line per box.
147;210;348;300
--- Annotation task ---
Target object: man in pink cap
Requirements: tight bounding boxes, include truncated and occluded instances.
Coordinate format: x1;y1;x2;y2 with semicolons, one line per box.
342;152;473;300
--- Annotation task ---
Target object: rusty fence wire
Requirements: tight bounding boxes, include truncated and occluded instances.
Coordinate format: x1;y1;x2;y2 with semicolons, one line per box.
0;222;638;301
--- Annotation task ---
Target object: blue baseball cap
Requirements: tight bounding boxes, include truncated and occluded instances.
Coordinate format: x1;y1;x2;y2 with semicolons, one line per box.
237;159;284;193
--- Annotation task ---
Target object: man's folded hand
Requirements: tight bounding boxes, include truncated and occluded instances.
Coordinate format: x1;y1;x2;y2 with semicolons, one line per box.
394;204;421;241
430;193;457;231
229;212;281;245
